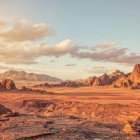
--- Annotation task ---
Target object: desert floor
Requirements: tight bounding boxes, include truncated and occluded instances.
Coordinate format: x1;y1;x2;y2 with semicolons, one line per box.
0;86;140;140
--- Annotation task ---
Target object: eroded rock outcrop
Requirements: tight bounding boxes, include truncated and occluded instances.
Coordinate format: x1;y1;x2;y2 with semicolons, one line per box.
0;79;16;91
113;64;140;89
129;64;140;83
35;64;140;89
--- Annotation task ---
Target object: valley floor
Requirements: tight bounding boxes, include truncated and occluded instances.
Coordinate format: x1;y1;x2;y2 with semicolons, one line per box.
0;87;140;140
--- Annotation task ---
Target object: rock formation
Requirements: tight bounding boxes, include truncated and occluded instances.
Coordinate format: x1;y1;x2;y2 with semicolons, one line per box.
93;73;109;86
34;64;140;89
129;64;140;83
0;79;16;91
113;64;140;89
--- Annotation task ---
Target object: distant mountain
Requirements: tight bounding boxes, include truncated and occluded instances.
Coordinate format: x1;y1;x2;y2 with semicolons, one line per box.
35;64;140;89
35;69;125;87
0;70;63;82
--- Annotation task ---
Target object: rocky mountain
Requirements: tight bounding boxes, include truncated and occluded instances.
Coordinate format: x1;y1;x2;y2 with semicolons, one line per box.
35;64;140;89
113;64;140;89
129;64;140;83
0;70;63;82
35;69;124;88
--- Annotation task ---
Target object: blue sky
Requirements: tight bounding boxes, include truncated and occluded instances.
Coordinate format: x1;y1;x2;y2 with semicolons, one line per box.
0;0;139;80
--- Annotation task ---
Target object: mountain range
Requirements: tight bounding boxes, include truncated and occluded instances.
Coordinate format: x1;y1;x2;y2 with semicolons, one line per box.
0;70;63;82
35;64;140;89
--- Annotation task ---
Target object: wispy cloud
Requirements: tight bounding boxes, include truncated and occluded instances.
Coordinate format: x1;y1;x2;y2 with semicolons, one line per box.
93;41;118;49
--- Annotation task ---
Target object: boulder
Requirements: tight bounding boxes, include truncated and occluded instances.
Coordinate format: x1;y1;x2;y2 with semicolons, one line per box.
0;79;16;91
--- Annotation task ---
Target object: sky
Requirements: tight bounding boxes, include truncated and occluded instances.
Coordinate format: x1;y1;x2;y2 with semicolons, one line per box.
0;0;140;80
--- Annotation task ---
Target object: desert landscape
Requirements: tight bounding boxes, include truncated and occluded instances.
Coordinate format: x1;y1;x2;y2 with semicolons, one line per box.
0;1;140;139
0;64;140;140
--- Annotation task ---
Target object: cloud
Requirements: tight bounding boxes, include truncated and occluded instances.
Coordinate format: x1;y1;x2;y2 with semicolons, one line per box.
35;39;83;57
0;43;37;64
112;52;140;65
71;42;140;65
93;41;118;49
72;46;127;62
85;66;115;74
0;39;82;64
0;21;5;28
0;19;53;41
0;39;139;65
66;63;77;67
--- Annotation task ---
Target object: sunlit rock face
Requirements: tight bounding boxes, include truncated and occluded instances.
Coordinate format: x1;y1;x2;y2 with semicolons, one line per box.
113;64;140;88
35;64;140;89
129;64;140;83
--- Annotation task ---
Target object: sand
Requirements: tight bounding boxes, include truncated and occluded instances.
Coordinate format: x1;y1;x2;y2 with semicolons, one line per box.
0;86;140;139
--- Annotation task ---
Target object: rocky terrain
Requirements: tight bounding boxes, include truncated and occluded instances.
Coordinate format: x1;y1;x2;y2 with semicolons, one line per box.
0;80;140;139
35;64;140;89
0;64;140;140
113;64;140;88
0;94;140;140
0;70;63;82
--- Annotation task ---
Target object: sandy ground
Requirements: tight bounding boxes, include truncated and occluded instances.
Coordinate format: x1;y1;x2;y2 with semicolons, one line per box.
0;86;140;140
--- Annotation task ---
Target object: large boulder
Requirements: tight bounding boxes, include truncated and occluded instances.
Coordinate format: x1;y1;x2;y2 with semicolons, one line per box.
0;79;16;91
